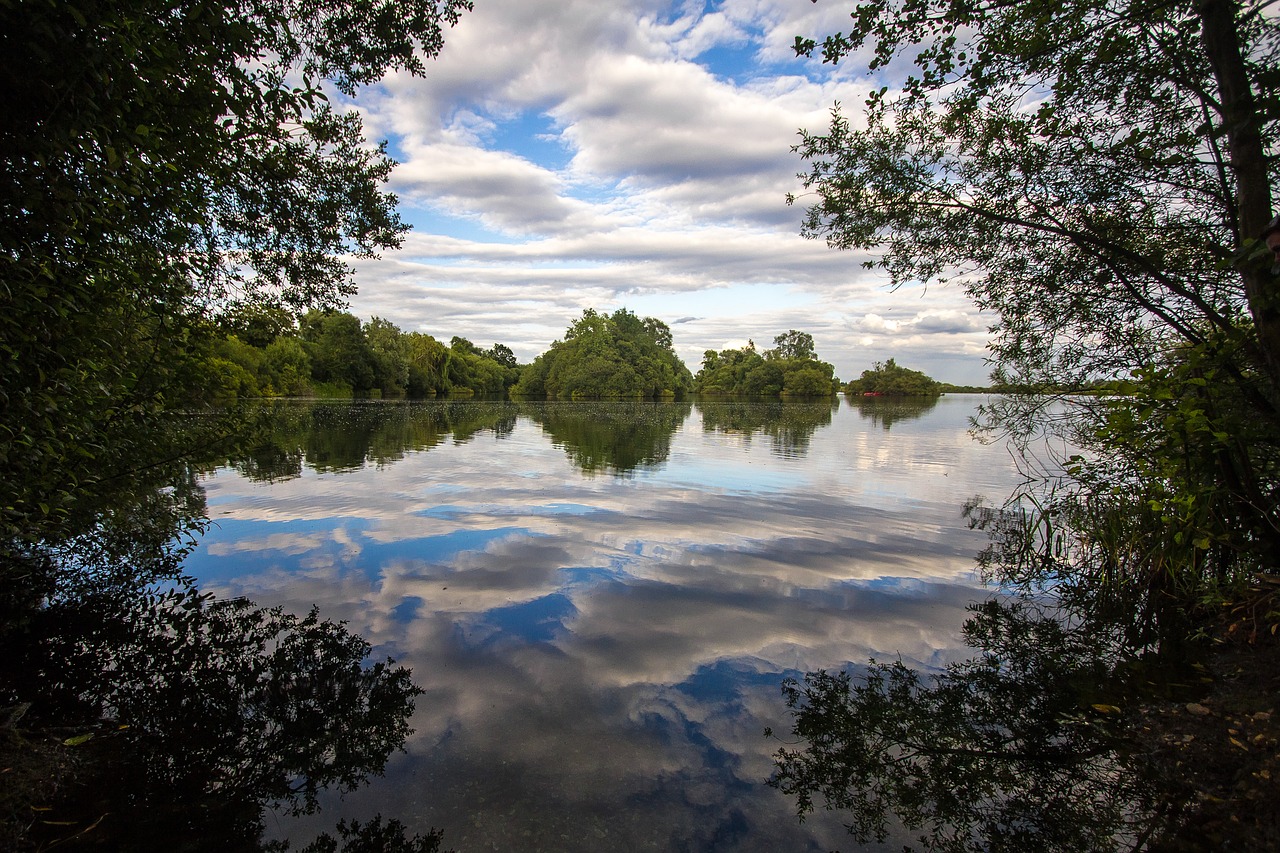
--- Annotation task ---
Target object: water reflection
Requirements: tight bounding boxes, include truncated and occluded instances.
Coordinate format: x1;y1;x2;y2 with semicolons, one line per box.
0;415;424;852
184;397;1029;851
520;399;692;475
770;596;1169;852
849;395;944;430
697;398;839;458
224;400;520;481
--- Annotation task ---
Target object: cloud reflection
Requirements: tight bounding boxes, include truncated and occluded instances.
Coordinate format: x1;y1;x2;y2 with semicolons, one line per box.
190;398;1024;851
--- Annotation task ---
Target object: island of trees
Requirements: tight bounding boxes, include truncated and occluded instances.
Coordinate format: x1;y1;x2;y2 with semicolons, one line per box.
844;358;940;396
511;308;693;399
694;330;838;397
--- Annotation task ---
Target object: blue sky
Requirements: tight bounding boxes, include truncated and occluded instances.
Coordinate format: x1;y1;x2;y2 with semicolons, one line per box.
343;0;994;385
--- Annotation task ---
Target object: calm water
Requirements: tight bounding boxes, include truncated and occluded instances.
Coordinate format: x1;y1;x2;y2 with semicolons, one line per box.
183;395;1032;852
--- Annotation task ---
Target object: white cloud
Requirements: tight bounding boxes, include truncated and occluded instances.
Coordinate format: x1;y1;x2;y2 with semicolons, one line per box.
338;0;994;386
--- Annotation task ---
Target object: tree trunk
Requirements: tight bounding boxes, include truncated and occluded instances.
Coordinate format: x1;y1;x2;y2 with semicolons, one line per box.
1198;0;1280;394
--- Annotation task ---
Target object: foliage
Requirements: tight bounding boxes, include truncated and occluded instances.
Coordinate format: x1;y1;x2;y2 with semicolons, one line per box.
792;0;1279;389
845;358;941;396
512;309;693;399
779;0;1280;843
770;599;1167;852
790;0;1280;621
695;330;838;397
0;0;470;551
195;313;520;400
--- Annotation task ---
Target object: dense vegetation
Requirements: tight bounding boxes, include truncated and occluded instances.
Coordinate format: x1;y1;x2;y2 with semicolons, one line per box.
0;0;472;848
205;307;519;400
694;330;838;397
775;0;1280;849
512;309;693;399
844;358;941;396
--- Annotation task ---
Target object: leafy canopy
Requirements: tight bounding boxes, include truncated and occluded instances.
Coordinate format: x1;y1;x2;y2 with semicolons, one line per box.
695;330;837;397
513;309;693;399
845;358;941;396
1;0;469;544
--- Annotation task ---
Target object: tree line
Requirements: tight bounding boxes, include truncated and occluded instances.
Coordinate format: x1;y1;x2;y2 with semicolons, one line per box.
204;305;520;400
206;308;955;402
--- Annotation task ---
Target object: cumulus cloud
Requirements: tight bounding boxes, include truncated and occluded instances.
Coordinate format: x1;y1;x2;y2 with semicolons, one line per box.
337;0;994;385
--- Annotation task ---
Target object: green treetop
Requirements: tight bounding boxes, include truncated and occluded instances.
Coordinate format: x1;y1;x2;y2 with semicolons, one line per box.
695;330;838;397
845;359;942;397
512;309;693;399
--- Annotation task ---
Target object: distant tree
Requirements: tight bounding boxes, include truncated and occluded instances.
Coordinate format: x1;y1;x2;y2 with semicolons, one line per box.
406;333;450;397
450;336;479;356
301;311;376;394
261;337;313;397
845;359;941;397
366;317;411;397
222;303;299;349
512;309;692;399
695;330;836;397
770;330;817;361
484;343;518;368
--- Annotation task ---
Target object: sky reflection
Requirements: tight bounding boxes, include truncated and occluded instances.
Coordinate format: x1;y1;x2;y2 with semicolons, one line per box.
187;396;1027;852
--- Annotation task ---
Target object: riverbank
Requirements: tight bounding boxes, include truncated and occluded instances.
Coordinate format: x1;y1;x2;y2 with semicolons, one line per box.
1141;577;1280;851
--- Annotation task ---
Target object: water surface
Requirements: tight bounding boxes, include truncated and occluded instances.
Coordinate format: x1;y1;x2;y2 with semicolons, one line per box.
184;395;1028;851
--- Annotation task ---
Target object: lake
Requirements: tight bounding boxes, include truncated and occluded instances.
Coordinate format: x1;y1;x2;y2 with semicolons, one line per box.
182;394;1034;852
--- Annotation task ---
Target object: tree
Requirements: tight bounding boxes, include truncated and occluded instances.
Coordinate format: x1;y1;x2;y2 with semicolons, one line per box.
484;343;518;368
366;317;412;396
513;309;693;399
1;0;470;548
783;3;1280;843
845;359;941;396
792;0;1278;390
791;1;1280;581
694;331;836;397
770;330;817;361
301;311;377;394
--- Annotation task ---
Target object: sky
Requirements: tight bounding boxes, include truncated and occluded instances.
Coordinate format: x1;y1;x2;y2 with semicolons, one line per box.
342;0;995;386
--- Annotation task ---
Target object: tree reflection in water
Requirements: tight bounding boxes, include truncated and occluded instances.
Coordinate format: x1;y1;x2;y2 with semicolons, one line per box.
221;399;520;482
698;398;839;457
848;395;942;431
0;414;438;852
768;487;1202;851
769;595;1175;852
522;400;693;475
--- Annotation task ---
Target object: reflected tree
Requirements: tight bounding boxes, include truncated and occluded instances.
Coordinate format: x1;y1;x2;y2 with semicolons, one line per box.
769;598;1172;852
698;399;838;457
523;400;692;475
850;396;941;431
280;817;448;853
221;401;519;480
1;413;434;851
12;576;423;850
